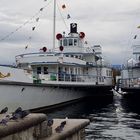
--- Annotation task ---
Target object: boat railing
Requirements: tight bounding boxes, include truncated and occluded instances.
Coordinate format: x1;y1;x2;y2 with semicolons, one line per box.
32;72;112;84
122;62;140;69
15;52;55;59
121;77;140;88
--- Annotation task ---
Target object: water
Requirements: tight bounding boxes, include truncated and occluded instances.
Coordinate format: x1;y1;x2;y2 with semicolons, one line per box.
44;92;140;140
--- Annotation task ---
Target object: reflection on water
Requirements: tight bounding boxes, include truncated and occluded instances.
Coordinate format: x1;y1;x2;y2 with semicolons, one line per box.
44;92;140;140
45;96;113;119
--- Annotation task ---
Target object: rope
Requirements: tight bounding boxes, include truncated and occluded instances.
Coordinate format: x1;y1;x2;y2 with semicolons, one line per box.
56;2;69;32
0;0;53;42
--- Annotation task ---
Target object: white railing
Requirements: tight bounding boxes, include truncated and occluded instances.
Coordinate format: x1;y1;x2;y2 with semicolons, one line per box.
15;52;55;60
32;72;112;84
121;77;140;88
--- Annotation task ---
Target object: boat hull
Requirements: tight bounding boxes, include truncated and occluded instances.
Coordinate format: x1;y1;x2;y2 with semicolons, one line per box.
0;81;113;112
121;87;140;97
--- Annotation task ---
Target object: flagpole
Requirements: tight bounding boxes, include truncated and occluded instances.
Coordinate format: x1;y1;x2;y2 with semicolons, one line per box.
53;0;56;51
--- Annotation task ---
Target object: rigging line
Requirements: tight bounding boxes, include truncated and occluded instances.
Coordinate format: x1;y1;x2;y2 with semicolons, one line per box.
0;0;53;42
56;3;69;32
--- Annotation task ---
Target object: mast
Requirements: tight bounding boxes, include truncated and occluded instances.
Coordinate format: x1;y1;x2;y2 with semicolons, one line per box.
53;0;56;51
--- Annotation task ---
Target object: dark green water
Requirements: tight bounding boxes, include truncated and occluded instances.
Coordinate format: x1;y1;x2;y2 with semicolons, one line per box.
44;93;140;140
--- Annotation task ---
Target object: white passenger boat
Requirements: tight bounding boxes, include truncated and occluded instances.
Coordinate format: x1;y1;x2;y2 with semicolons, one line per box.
0;0;113;112
121;44;140;96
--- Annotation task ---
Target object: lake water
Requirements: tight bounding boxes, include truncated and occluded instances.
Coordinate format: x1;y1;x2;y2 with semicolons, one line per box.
44;91;140;140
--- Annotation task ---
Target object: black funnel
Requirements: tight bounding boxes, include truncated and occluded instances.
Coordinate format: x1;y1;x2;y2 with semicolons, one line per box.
70;23;77;33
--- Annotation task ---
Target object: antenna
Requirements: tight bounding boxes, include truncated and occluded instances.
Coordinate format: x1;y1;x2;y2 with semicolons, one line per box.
53;0;56;51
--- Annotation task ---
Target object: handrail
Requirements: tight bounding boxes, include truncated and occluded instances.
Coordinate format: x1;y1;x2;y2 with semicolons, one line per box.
32;71;112;83
120;77;140;88
15;52;56;59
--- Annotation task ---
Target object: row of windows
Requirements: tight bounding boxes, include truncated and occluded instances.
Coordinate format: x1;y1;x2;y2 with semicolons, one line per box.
36;67;48;74
58;67;81;75
65;54;83;59
60;38;78;46
36;66;81;75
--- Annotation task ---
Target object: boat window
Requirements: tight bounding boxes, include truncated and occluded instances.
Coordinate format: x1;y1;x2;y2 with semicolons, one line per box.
63;39;67;46
86;68;88;74
65;55;69;57
69;39;73;46
75;68;77;74
106;70;109;76
37;67;41;74
99;77;101;82
70;68;73;74
78;68;81;74
78;55;83;59
102;77;104;82
110;70;112;76
74;39;78;46
44;67;48;74
60;40;62;46
109;71;111;76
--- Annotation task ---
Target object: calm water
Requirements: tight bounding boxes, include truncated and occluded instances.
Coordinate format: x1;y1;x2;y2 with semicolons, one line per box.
44;92;140;140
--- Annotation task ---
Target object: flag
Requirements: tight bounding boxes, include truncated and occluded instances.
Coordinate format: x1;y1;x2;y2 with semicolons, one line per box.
134;35;137;39
36;17;39;22
84;41;88;44
32;27;35;31
62;4;66;9
25;45;28;49
40;7;44;11
67;14;71;19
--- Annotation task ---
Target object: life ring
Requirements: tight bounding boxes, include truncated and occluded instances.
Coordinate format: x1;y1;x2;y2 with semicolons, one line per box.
40;47;47;52
56;33;62;40
59;46;64;51
42;47;47;52
79;32;85;39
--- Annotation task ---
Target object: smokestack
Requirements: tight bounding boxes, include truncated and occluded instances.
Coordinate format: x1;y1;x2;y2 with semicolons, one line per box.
70;23;77;33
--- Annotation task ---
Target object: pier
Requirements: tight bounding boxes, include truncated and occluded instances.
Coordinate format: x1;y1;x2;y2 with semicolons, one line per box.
0;113;90;140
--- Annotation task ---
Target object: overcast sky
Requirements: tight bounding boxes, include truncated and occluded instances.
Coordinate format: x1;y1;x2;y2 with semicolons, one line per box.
0;0;140;65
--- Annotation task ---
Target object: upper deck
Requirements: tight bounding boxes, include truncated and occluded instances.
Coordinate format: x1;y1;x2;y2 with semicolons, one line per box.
12;23;113;86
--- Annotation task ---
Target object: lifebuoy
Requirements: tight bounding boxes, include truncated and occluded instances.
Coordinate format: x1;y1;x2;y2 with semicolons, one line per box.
56;33;62;40
59;46;64;51
42;47;47;52
79;32;85;39
40;47;47;52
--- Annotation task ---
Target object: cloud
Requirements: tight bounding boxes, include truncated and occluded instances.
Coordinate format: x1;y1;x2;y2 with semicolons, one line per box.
0;0;140;64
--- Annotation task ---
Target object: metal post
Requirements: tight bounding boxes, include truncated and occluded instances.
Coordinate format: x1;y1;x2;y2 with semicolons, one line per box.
53;0;56;51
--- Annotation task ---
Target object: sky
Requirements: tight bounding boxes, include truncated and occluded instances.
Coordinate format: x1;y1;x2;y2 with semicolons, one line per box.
0;0;140;65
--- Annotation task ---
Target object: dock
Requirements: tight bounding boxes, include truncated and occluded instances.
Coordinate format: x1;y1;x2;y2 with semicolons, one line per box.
0;113;90;140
